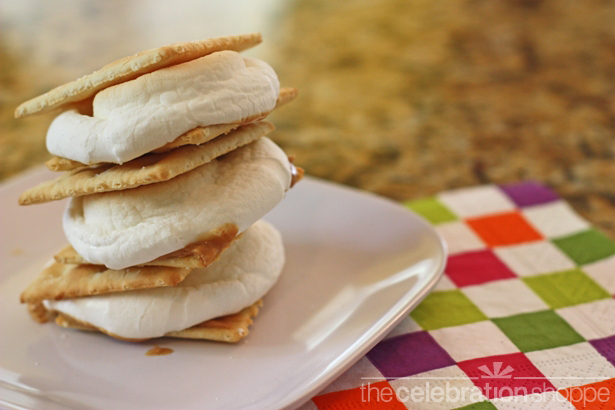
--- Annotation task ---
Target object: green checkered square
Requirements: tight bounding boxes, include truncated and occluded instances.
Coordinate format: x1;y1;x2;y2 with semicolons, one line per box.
492;310;584;353
455;402;497;410
523;268;610;309
553;229;615;265
404;197;457;225
411;290;487;330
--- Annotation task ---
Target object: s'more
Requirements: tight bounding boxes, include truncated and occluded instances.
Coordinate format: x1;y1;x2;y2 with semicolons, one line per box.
16;33;303;343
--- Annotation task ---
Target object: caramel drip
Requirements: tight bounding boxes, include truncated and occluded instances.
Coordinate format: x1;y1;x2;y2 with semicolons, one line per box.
288;157;304;188
145;345;174;356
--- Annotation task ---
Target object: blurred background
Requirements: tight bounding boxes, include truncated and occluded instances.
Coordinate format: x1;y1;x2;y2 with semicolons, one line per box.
1;0;614;235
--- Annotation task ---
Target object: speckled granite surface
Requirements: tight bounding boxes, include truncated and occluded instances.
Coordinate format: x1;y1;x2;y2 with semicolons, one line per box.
1;0;614;236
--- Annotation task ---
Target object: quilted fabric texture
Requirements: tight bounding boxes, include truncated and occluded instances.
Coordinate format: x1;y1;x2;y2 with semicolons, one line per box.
303;181;615;410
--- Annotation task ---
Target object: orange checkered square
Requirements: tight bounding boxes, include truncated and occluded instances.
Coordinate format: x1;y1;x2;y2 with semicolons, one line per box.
467;212;543;247
312;381;406;410
559;378;615;410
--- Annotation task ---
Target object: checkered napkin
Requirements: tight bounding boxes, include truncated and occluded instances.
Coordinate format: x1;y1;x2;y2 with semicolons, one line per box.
303;181;615;410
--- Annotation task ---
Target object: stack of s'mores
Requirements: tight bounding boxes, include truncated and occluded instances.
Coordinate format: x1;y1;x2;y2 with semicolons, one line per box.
16;33;303;343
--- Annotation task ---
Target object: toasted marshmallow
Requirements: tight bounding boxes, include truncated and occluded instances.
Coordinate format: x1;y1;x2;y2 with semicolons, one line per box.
46;50;280;164
63;137;291;270
45;220;284;340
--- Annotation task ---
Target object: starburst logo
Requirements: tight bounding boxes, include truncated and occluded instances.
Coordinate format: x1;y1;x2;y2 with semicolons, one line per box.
478;362;515;379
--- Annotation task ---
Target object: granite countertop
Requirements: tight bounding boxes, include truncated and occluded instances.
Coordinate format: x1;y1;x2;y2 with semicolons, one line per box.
1;0;613;236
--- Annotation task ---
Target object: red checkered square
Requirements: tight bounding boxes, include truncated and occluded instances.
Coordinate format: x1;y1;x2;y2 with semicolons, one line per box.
445;249;517;287
458;352;556;399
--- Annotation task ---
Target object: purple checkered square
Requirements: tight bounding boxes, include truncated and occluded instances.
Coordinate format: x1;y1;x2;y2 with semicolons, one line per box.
590;335;615;367
499;181;559;207
367;331;455;379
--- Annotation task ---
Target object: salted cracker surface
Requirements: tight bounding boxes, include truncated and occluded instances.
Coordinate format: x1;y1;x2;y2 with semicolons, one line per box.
19;122;274;205
15;33;262;118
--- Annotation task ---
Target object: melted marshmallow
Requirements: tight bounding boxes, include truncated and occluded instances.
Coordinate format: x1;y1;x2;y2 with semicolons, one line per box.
45;220;284;339
46;51;280;164
63;137;291;270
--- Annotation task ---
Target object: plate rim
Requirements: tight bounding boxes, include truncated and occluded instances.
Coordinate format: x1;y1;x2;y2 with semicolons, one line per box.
280;178;447;409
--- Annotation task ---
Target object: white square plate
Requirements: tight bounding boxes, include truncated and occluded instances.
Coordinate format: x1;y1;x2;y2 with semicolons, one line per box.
0;169;446;410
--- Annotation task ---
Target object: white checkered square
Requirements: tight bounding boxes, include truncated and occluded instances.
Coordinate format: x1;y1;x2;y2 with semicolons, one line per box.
429;321;519;362
385;317;422;340
436;221;486;255
522;201;590;238
297;400;319;410
494;242;576;277
434;274;457;291
438;185;516;218
526;342;615;389
583;255;615;294
463;279;549;318
317;356;384;395
556;299;615;340
389;365;486;409
492;391;576;409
